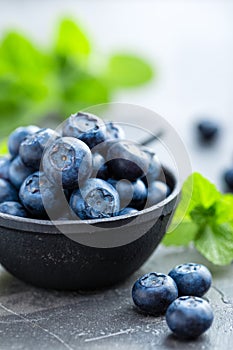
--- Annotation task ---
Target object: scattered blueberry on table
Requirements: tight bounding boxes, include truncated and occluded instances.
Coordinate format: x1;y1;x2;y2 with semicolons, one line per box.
0;111;171;220
168;262;212;297
223;168;233;190
166;296;214;339
197;119;219;142
131;262;214;340
132;272;178;315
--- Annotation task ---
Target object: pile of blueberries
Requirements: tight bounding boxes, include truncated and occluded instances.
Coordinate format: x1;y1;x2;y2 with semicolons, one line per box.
132;262;214;339
0;112;170;220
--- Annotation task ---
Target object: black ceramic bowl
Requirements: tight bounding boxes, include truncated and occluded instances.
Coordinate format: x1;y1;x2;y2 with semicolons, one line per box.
0;167;179;290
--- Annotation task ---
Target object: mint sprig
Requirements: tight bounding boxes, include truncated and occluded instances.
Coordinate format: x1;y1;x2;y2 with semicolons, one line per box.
0;18;154;139
163;173;233;265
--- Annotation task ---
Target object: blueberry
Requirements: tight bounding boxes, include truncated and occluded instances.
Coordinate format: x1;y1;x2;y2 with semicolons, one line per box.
0;179;18;203
70;178;120;220
132;272;178;315
166;296;214;339
8;125;40;157
146;181;171;207
19;172;65;219
62;112;107;149
19;128;60;169
118;207;138;216
92;152;109;180
42;137;92;189
0;156;11;181
108;178;147;210
168;263;212;297
223;169;233;190
106;140;150;181
9;156;34;189
141;147;161;185
105;121;125;140
0;201;28;218
197;120;219;141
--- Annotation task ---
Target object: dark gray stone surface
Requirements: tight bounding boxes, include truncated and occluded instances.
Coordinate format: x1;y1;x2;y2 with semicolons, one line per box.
0;245;232;350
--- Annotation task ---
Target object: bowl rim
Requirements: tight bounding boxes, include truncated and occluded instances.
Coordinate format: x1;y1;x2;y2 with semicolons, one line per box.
0;166;180;233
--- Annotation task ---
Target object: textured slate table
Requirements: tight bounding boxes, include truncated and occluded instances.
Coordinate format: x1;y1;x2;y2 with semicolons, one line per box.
0;245;232;350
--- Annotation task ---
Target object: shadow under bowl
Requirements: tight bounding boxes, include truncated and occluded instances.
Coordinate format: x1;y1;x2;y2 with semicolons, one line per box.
0;167;179;290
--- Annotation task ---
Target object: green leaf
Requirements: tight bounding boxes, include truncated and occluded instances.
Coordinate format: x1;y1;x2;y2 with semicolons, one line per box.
0;18;155;136
164;172;233;265
215;194;233;225
0;31;49;76
163;219;198;246
195;223;233;265
189;173;221;209
54;18;91;60
0;138;8;156
105;53;154;88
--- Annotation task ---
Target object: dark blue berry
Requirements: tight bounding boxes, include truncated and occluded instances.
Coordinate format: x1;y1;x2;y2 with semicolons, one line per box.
62;112;107;149
0;179;18;203
8;125;40;157
168;263;212;297
0;156;11;181
19;128;60;169
19;172;65;219
9;156;34;189
42;137;92;189
166;296;214;339
0;201;28;218
70;178;120;220
132;272;178;315
106;140;150;181
141;147;161;185
224;169;233;190
108;178;147;210
146;181;171;207
105;121;125;140
118;207;138;216
197;120;219;141
92;152;109;180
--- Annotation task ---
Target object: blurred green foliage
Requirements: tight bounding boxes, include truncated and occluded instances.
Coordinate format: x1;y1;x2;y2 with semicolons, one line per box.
0;18;154;137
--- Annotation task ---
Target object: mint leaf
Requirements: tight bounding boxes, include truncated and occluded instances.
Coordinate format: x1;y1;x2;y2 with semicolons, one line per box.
0;31;49;76
0;138;8;156
195;223;233;265
0;18;154;136
187;172;220;211
163;172;233;265
54;18;91;60
106;53;154;88
163;219;198;246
